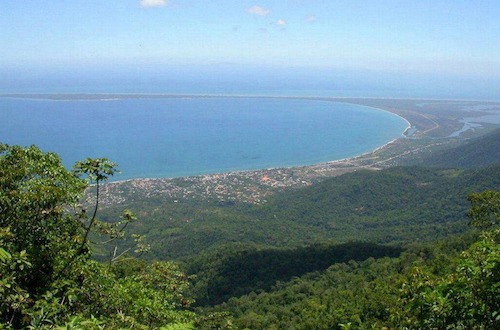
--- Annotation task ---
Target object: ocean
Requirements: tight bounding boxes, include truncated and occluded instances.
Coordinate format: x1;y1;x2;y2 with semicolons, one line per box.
0;96;408;180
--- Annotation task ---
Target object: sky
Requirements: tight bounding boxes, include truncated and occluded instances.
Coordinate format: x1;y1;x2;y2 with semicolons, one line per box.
1;1;499;98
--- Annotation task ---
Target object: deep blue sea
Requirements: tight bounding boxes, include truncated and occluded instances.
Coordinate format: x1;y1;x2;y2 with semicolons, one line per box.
0;97;408;180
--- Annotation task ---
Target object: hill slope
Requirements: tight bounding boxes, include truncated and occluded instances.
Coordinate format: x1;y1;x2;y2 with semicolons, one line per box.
101;164;500;259
418;128;500;168
259;165;500;243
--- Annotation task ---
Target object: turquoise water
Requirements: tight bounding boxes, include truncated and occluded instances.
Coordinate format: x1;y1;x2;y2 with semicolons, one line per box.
0;97;408;180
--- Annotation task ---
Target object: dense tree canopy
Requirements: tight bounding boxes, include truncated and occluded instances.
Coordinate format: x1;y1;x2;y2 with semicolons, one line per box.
0;144;224;329
96;164;500;261
468;190;500;229
1;143;499;329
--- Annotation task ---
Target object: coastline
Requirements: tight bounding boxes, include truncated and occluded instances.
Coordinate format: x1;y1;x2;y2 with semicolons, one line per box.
1;93;413;182
108;134;406;185
111;98;413;183
96;134;412;207
4;93;499;205
96;105;415;205
48;94;497;205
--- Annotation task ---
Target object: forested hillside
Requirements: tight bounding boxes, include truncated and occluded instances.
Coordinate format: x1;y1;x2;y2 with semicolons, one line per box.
418;128;500;168
2;143;499;329
211;226;499;329
187;242;403;306
100;164;500;260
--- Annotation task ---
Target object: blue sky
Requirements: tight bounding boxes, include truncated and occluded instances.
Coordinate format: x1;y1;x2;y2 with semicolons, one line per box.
1;1;499;97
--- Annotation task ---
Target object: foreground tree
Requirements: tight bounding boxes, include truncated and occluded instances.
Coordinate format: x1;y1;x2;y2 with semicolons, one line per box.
0;144;87;312
0;144;202;329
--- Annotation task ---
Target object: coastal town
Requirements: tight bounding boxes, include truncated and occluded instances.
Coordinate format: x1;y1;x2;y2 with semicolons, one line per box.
94;137;446;207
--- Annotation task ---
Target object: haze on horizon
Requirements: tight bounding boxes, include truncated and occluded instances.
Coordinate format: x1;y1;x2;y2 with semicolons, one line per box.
1;1;499;99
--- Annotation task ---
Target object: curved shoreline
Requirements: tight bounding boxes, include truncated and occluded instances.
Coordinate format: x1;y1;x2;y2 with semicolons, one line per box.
107;109;410;183
6;93;494;205
1;93;413;182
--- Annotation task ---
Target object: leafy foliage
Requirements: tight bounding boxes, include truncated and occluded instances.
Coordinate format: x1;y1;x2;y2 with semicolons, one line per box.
2;143;499;328
0;144;86;296
393;228;500;329
468;190;500;229
0;144;202;329
390;190;500;329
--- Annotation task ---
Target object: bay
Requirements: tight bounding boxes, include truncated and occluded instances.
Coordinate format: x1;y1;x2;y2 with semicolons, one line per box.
0;97;408;180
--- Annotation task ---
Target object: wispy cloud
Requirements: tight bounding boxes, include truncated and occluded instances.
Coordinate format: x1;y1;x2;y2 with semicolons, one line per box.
139;0;168;8
246;5;271;16
306;15;316;23
276;19;287;26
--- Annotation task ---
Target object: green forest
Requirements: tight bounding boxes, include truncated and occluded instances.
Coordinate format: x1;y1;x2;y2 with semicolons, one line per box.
1;129;500;329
